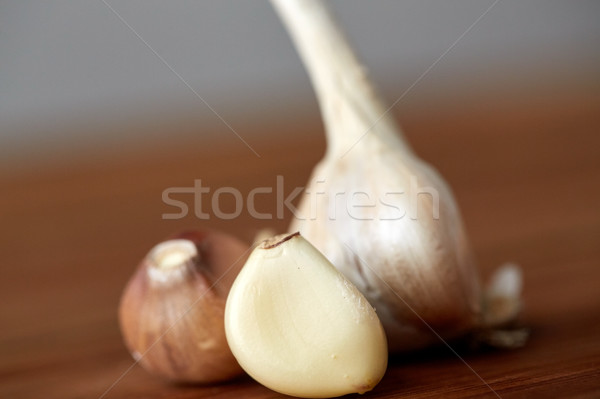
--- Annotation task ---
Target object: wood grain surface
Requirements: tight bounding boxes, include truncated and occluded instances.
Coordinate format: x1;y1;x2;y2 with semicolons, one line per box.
1;90;599;398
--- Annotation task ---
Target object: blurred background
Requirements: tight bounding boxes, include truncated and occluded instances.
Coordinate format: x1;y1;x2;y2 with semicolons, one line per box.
2;0;599;169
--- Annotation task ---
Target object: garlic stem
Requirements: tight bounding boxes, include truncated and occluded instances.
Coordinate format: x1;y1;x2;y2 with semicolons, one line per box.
270;0;411;158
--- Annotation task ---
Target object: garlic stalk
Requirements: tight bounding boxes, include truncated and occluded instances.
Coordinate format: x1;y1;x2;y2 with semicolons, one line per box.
271;0;522;351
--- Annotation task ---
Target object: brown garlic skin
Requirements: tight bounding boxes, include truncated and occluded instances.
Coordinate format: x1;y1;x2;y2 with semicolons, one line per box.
118;229;248;383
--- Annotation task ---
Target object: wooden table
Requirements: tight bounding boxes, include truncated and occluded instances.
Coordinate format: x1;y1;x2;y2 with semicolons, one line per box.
2;89;599;398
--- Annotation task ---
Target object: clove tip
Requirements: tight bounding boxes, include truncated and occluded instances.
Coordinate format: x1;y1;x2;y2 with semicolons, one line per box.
260;232;301;249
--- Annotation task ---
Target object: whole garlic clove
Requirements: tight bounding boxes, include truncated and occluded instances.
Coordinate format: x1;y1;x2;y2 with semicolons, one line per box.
225;232;388;398
118;230;248;383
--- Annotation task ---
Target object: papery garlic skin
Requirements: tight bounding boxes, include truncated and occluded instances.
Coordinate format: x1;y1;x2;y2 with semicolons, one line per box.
483;263;522;327
291;153;481;351
118;230;247;383
225;233;388;398
271;0;484;352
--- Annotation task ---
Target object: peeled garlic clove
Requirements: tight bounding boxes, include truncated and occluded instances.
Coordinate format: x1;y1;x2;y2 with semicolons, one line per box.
225;232;388;398
118;230;248;383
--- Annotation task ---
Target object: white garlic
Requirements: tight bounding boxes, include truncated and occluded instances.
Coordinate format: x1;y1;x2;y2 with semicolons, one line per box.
271;0;522;351
225;233;388;398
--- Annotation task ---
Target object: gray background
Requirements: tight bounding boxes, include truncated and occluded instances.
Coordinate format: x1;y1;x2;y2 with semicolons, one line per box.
1;1;599;164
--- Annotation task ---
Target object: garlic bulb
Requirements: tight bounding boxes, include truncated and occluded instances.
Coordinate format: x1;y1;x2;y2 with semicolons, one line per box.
118;230;247;383
271;0;522;351
225;233;388;398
